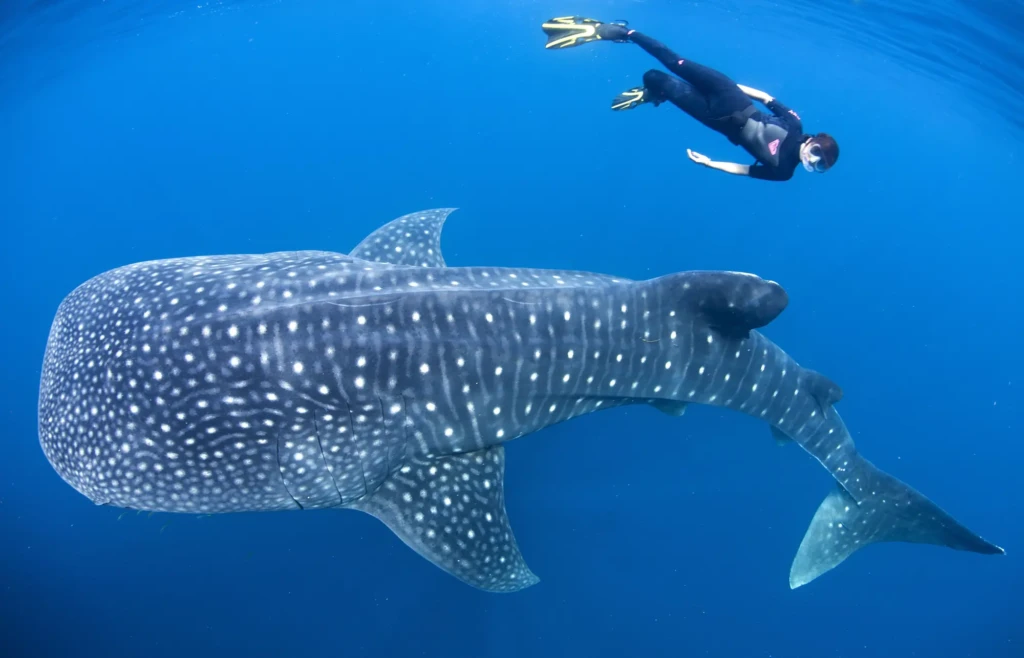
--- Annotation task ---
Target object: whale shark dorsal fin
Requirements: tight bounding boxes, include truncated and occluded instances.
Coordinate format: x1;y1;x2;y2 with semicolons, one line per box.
349;208;457;268
349;445;539;593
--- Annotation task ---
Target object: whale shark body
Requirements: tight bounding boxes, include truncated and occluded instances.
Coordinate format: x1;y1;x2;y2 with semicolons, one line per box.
38;208;1003;592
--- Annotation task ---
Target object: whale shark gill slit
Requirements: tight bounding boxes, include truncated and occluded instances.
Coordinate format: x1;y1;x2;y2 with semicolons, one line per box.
312;409;343;503
275;430;304;511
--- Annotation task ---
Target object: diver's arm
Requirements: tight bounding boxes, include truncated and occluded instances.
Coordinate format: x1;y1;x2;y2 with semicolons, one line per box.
686;149;751;176
743;87;804;130
703;160;751;176
739;84;804;131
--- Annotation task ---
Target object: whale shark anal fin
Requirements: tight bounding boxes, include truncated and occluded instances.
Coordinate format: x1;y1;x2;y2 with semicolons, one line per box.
649;400;688;416
349;445;539;593
770;426;793;446
349;208;456;268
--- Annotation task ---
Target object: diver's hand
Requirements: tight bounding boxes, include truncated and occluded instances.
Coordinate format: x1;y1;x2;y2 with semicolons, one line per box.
687;149;711;166
686;152;750;176
736;84;774;104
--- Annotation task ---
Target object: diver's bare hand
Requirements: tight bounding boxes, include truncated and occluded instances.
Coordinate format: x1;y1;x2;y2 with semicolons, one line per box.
687;149;711;166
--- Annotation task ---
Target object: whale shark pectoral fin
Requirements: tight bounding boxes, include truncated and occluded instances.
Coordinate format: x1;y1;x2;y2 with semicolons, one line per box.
789;464;1005;589
349;445;538;593
802;369;843;414
349;208;457;268
649;400;688;416
770;426;792;446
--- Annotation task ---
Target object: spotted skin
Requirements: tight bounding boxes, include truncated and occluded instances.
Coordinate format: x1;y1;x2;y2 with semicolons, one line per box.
38;209;1003;592
350;207;453;267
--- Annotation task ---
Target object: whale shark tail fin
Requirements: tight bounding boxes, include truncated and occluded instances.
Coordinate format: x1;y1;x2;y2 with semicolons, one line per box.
789;457;1004;588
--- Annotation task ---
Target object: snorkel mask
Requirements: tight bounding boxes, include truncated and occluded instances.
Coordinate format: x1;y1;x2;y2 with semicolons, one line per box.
801;141;829;173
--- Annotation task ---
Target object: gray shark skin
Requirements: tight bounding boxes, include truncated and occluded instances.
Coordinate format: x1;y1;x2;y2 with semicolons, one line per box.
38;208;1003;593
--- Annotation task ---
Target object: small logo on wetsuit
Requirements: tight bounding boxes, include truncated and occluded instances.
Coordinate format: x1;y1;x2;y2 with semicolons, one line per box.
789;109;800;120
768;139;780;155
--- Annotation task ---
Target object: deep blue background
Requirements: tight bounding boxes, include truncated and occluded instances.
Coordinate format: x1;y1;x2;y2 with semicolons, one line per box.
2;1;1021;656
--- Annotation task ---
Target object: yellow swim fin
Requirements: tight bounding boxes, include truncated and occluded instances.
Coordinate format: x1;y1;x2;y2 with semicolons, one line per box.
611;86;649;111
542;16;613;49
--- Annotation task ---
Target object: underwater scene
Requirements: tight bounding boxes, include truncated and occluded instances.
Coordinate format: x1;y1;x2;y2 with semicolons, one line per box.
2;1;1022;656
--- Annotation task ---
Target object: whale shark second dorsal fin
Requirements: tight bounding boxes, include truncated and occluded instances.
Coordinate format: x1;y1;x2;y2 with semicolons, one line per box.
349;208;457;268
348;445;539;593
802;368;843;414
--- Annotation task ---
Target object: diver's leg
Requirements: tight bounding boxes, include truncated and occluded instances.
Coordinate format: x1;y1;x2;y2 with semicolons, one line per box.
630;69;749;143
639;69;715;124
541;17;742;97
626;30;739;96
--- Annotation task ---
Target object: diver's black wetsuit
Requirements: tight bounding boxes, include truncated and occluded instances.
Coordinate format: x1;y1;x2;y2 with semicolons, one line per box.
628;30;809;181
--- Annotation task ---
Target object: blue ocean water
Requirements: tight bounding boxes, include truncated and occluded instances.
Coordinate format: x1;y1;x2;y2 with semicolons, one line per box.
1;0;1021;656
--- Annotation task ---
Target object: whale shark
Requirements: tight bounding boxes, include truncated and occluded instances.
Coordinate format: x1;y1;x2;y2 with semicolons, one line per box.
38;208;1003;592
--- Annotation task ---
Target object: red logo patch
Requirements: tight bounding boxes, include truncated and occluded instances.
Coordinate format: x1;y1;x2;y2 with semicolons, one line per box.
768;139;780;155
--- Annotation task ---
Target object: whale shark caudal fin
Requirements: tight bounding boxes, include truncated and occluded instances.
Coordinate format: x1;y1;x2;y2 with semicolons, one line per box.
348;445;539;593
789;456;1005;588
349;208;457;268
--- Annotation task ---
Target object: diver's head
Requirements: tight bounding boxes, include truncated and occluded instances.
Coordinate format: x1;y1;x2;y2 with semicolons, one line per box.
800;133;839;173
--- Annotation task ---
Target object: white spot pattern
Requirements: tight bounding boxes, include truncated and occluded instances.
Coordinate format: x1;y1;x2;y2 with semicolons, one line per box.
39;214;930;594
